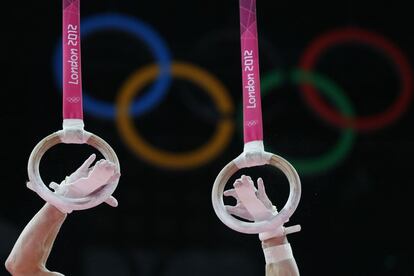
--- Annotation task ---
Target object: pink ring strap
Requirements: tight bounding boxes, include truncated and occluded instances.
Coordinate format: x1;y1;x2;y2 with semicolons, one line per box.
240;0;263;143
63;0;83;119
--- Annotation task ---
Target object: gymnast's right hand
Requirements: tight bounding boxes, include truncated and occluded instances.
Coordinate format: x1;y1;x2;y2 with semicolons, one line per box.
224;175;300;240
46;154;119;211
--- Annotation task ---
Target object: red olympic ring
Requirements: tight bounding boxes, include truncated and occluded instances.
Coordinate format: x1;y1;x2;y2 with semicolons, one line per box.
299;27;413;131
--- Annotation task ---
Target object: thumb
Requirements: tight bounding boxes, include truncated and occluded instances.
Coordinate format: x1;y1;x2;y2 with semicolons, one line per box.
223;188;239;200
105;196;118;207
257;178;273;210
78;154;97;172
108;172;121;184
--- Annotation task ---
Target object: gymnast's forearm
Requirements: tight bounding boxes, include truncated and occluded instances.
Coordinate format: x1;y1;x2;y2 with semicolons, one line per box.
262;236;300;276
5;203;67;275
266;260;300;276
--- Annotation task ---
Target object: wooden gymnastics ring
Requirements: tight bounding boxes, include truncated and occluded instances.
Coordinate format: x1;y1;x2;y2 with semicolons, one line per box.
27;127;120;213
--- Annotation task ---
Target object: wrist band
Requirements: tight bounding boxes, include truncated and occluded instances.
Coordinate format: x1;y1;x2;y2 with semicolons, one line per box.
259;224;301;241
263;243;294;264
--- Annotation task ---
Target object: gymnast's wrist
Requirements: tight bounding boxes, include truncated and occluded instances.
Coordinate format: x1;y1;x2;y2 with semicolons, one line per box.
261;235;288;249
261;239;294;264
44;203;68;217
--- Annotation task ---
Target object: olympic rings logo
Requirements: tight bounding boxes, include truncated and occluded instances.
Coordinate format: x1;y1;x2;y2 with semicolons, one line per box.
299;27;413;131
246;120;259;127
116;62;234;170
52;14;413;174
238;70;356;175
66;97;81;104
53;13;172;119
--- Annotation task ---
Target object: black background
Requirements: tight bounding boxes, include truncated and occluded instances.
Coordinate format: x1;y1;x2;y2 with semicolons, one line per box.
1;1;413;275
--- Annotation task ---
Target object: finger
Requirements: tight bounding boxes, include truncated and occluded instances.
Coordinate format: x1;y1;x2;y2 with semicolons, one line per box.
104;162;116;171
105;196;118;207
241;175;256;190
225;205;239;214
233;178;243;188
257;177;265;193
236;176;257;195
257;177;273;209
257;177;267;199
240;175;251;183
108;172;121;184
89;165;116;183
226;205;254;221
223;189;238;199
79;154;96;170
104;160;116;167
93;160;116;174
102;163;116;174
240;174;252;182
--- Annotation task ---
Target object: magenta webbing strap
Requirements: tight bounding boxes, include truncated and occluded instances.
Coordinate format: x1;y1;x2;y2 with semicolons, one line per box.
240;0;263;143
62;0;83;119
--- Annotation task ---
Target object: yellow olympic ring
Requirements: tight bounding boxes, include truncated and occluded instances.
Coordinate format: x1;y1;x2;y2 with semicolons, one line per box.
116;62;234;169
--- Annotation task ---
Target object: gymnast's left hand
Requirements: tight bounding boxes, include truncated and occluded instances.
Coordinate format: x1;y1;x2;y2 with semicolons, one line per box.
48;154;119;208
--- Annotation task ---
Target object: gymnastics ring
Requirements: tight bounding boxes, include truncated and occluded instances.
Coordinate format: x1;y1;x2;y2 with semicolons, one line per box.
27;129;120;213
116;62;234;170
299;27;413;131
255;70;356;175
53;13;172;120
212;153;301;234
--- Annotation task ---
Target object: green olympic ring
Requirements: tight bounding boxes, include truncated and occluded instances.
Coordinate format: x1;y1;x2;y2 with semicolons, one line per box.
238;70;356;175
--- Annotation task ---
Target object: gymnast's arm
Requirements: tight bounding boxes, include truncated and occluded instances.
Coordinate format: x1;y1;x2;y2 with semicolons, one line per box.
5;203;66;276
262;236;300;276
5;155;119;276
224;175;301;276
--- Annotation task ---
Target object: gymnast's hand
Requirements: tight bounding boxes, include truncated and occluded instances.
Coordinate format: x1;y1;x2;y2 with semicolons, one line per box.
224;175;275;221
48;154;119;208
224;175;300;240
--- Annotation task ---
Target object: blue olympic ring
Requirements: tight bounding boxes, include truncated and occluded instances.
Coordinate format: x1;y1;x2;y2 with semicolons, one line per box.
53;13;172;119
